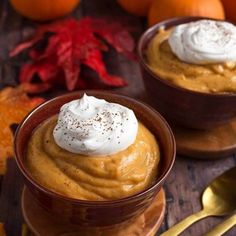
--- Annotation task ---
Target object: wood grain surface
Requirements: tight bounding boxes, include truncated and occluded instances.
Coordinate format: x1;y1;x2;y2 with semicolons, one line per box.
0;0;236;236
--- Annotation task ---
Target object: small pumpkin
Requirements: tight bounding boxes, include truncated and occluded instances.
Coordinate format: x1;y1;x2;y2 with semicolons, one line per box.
10;0;80;21
148;0;225;26
221;0;236;23
117;0;154;17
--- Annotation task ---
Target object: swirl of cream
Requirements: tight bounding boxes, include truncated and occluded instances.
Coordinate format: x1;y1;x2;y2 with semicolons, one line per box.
168;20;236;64
53;94;138;156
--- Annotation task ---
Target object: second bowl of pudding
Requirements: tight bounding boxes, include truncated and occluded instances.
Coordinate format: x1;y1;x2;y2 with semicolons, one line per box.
138;17;236;129
14;91;175;226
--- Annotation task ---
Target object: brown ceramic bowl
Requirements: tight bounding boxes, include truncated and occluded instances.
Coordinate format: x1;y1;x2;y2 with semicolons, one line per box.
14;91;175;227
138;17;236;130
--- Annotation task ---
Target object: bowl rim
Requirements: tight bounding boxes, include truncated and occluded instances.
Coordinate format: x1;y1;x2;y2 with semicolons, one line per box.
14;90;176;206
137;16;236;98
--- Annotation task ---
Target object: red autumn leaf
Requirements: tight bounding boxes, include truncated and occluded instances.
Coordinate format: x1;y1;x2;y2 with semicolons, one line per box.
83;49;127;86
90;18;135;57
0;86;44;174
10;17;134;93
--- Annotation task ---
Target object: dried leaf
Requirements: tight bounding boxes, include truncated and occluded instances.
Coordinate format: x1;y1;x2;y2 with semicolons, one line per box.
91;18;135;57
0;86;44;174
10;18;134;93
83;49;127;86
0;223;6;236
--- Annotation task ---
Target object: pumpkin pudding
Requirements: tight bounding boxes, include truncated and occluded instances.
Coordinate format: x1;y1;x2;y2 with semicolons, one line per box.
146;20;236;93
26;94;160;201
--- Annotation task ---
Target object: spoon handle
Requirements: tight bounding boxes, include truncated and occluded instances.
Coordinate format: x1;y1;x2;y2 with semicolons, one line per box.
160;209;209;236
204;214;236;236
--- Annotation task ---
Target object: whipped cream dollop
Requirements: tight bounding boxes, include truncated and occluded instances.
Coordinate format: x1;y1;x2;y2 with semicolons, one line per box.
168;20;236;65
53;94;138;156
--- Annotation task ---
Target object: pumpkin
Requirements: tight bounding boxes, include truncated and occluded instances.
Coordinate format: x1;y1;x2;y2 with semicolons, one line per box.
148;0;225;26
117;0;154;17
10;0;80;21
221;0;236;23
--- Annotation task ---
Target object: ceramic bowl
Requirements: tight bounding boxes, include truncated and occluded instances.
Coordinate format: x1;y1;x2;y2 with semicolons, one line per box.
138;17;236;130
14;91;176;226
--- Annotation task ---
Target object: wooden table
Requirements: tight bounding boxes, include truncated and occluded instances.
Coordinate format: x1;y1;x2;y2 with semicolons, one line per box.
0;0;236;235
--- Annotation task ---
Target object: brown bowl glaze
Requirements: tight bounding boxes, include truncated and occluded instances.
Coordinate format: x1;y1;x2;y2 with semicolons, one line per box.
14;91;176;227
138;17;236;130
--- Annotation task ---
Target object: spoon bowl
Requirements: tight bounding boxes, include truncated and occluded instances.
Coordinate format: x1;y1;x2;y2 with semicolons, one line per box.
202;168;236;216
202;167;236;216
161;167;236;236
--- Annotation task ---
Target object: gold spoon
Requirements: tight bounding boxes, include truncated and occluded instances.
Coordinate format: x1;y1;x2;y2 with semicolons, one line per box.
203;214;236;236
161;167;236;236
